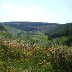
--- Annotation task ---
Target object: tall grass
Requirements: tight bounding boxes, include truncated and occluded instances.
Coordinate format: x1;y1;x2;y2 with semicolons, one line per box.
0;38;72;72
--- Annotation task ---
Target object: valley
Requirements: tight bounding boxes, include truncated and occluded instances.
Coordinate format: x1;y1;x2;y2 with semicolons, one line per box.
0;22;72;72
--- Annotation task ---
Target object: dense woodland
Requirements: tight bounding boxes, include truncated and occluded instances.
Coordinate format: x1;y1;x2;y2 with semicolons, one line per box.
0;22;72;72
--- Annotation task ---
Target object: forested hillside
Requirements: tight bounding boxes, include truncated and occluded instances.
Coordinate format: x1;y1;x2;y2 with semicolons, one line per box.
45;23;72;46
46;23;72;37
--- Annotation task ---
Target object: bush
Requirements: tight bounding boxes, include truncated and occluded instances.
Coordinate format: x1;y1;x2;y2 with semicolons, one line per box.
0;38;72;72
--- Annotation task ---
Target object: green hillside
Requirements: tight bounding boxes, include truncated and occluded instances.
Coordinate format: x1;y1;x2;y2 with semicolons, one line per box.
46;23;72;38
45;23;72;46
0;25;11;38
3;25;22;36
0;25;6;31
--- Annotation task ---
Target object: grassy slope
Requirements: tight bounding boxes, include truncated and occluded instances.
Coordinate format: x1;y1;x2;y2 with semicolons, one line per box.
3;25;22;36
0;25;11;38
0;25;6;31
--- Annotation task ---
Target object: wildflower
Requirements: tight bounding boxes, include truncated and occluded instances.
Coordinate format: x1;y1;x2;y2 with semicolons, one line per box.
43;59;46;63
46;62;51;65
26;51;32;56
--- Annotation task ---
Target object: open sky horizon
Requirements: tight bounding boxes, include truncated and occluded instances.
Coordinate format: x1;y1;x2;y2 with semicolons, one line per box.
0;0;72;24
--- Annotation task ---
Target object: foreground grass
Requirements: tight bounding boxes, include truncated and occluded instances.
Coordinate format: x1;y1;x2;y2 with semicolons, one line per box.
0;39;72;72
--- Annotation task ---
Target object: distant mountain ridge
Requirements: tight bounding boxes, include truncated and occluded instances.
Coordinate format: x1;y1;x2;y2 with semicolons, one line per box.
0;22;60;31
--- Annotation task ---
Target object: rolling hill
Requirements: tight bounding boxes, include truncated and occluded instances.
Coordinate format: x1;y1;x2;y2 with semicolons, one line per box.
0;25;12;38
45;23;72;46
1;22;60;32
3;25;22;36
45;23;72;38
0;25;6;31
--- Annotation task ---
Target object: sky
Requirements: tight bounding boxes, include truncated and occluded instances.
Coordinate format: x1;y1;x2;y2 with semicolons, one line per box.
0;0;72;24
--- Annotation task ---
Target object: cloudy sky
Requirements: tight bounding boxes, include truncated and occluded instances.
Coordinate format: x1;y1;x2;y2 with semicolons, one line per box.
0;0;72;23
